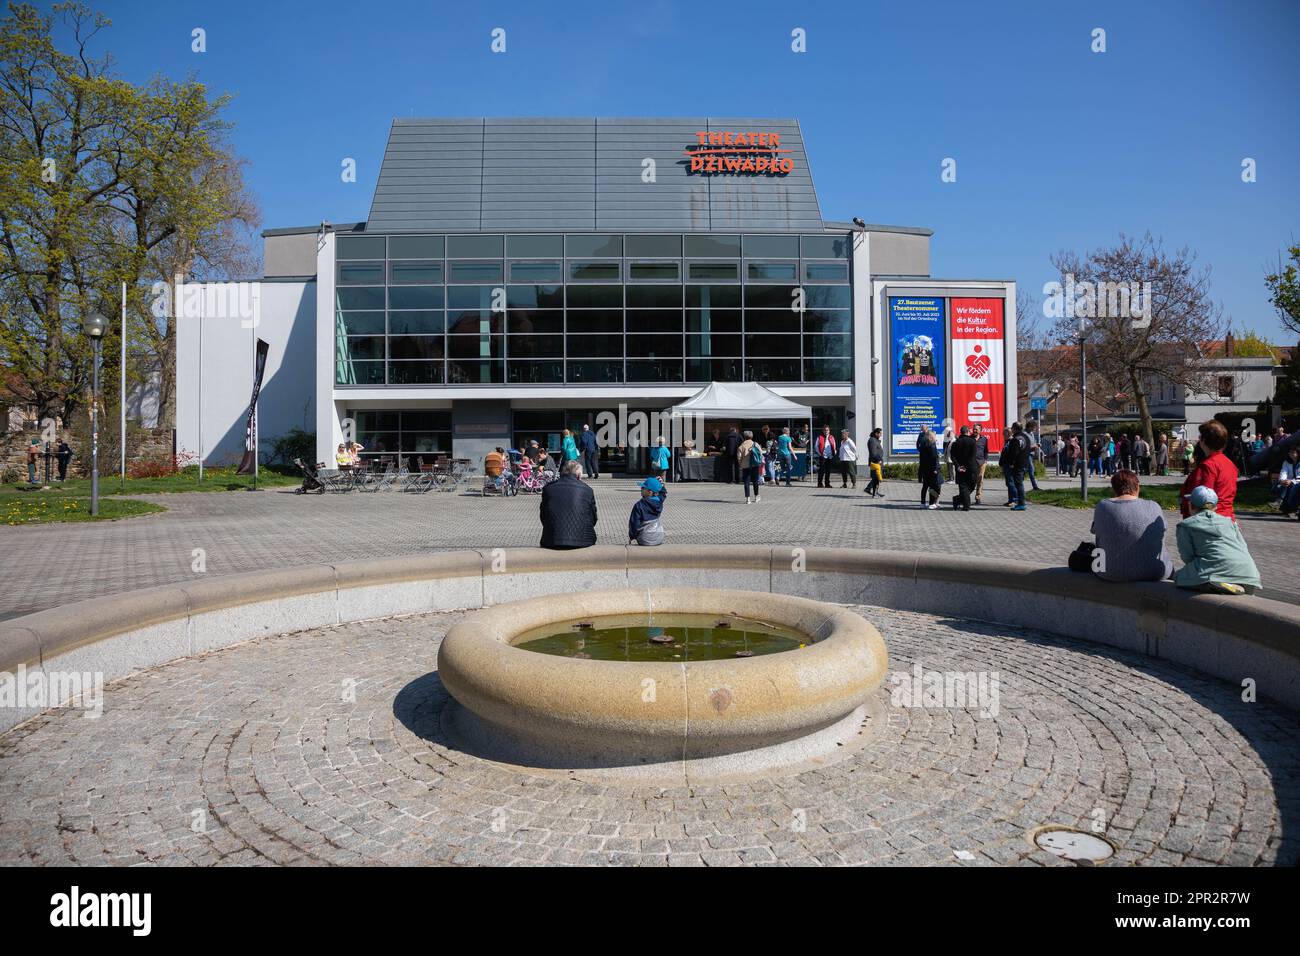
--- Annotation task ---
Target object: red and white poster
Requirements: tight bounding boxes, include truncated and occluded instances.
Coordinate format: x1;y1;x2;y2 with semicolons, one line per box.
950;298;1005;453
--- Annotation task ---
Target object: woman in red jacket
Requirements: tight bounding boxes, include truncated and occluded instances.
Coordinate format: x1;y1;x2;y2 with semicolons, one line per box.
1179;419;1237;520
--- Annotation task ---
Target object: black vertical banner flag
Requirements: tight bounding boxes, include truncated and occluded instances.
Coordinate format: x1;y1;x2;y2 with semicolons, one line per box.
236;338;270;475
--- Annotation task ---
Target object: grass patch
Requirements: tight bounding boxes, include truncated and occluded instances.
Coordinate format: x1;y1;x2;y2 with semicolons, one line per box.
0;465;298;499
1;495;166;525
1029;480;1276;512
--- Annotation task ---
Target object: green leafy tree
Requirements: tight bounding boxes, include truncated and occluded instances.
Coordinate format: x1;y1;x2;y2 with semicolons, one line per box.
1265;245;1300;338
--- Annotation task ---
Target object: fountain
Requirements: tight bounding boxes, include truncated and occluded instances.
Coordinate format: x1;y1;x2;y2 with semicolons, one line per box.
437;587;888;781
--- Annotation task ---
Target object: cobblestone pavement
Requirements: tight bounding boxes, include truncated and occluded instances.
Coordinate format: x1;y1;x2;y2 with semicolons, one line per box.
1;606;1295;866
1;476;1296;619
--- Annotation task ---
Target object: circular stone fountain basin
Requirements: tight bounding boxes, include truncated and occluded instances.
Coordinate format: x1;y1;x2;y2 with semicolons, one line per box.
437;587;888;780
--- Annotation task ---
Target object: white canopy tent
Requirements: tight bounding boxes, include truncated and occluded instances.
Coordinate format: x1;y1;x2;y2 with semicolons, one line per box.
668;381;814;421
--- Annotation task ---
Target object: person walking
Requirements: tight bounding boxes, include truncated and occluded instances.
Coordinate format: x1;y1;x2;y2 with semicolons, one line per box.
1133;435;1150;476
1175;486;1260;594
1155;434;1169;476
1181;438;1194;475
1024;426;1041;491
26;439;39;484
949;425;978;511
561;428;580;472
814;425;837;488
650;435;671;483
776;426;795;487
539;460;598;550
579;423;600;479
917;429;942;509
865;427;885;497
838;430;858;488
724;427;742;484
738;430;763;504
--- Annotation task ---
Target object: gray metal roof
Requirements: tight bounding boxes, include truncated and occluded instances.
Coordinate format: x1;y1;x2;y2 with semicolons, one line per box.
365;117;825;233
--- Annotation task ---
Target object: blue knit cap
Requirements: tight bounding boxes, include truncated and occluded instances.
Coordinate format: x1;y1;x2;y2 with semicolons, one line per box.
1190;485;1218;511
640;477;664;493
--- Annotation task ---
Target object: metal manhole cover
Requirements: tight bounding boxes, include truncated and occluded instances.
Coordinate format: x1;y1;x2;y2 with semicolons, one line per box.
1033;827;1114;862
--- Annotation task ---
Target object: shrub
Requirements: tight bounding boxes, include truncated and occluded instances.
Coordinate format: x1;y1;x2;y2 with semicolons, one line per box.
266;428;316;466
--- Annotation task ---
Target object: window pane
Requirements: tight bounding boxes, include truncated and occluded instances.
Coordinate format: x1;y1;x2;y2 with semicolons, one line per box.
388;336;445;360
687;334;741;357
804;285;852;309
507;234;562;257
448;235;503;258
447;286;499;310
388;361;444;384
685;285;741;308
625;235;682;257
803;334;852;358
627;309;682;332
748;262;798;282
354;411;399;431
403;410;451;431
745;284;799;308
567;359;624;383
686;358;742;382
627;360;683;382
566;285;623;308
506;284;564;309
744;312;801;333
745;334;799;356
507;360;565;383
448;261;503;283
507;334;564;358
684;235;740;257
804;358;852;381
686;308;741;333
336;287;385;311
746;358;801;381
803;309;852;333
338;263;384;285
388;310;444;334
629;262;680;281
688;262;739;280
337;235;385;260
804;262;849;282
337;360;385;385
627;334;682;357
626;285;682;308
447;360;504;384
508;261;562;282
447;312;504;334
569;261;621;282
388;286;443;310
389;261;443;284
743;235;799;258
344;336;384;360
507;311;563;334
566;310;623;333
447;335;504;359
801;235;850;258
565;333;623;357
335;312;385;335
566;235;622;257
389;236;444;259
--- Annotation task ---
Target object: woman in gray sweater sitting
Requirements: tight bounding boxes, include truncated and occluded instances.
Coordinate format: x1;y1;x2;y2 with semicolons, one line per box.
1090;470;1173;582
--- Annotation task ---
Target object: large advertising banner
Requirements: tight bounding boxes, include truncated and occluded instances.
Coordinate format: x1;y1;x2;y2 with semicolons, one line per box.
888;297;945;455
950;298;1006;454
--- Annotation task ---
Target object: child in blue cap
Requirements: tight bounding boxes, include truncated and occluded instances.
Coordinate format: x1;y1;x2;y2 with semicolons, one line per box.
629;477;668;546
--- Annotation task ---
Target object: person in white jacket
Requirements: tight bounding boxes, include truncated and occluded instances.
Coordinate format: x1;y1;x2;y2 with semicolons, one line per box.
838;430;858;488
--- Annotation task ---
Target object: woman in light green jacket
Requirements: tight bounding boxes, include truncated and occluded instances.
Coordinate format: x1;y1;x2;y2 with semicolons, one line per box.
1175;486;1261;595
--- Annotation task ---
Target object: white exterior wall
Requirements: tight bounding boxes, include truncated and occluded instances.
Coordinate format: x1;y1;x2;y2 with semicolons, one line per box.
176;281;316;467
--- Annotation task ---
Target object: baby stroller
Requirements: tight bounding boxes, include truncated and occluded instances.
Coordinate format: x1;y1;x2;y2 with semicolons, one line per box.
294;458;325;494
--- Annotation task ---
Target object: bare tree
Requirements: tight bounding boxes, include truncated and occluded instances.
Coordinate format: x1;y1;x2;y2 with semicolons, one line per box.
1047;233;1225;449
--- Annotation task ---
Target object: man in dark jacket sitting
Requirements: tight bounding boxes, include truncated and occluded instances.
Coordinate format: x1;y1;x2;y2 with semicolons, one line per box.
540;459;598;549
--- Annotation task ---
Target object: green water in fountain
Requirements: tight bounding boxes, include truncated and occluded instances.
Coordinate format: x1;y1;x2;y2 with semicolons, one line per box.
511;613;810;662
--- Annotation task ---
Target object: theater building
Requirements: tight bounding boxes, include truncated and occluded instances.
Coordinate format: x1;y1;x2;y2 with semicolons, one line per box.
176;117;1017;470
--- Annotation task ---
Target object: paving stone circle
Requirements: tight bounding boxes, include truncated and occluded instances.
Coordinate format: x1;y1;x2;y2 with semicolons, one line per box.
0;605;1295;867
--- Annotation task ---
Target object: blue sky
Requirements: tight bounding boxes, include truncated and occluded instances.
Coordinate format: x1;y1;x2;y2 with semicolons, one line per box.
56;0;1300;341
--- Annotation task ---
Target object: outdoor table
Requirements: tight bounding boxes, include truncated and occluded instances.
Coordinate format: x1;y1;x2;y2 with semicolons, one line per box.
675;455;729;482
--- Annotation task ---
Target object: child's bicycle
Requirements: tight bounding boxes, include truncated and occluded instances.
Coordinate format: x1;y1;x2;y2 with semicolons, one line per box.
515;457;555;494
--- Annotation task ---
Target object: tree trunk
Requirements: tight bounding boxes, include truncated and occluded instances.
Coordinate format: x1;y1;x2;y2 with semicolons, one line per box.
1129;370;1155;451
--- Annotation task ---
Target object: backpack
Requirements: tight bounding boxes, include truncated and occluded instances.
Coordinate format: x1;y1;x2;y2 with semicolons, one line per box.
748;444;764;467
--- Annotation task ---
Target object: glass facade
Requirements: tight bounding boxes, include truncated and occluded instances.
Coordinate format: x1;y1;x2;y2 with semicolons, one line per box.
334;233;852;387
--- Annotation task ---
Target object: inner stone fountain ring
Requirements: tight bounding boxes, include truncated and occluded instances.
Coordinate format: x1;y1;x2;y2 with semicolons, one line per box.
436;587;889;783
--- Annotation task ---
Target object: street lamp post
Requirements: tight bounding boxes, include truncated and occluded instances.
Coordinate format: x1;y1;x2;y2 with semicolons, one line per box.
1079;319;1089;502
85;313;107;516
1051;383;1062;474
